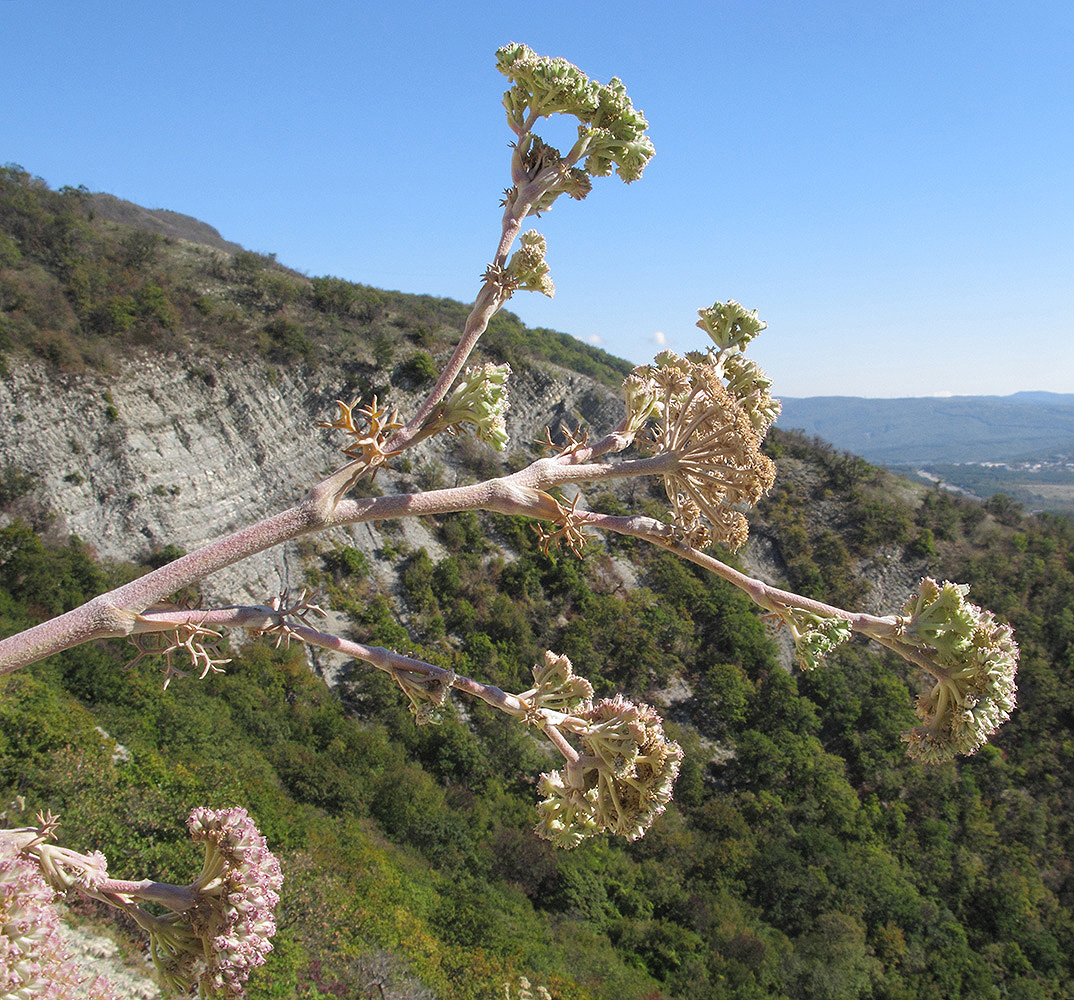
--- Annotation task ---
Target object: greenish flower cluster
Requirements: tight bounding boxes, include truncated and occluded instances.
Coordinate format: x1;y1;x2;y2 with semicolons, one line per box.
435;362;512;451
721;355;782;434
520;650;594;714
496;42;655;186
536;695;682;848
696;300;767;352
506;231;555;298
694;301;781;433
533;771;601;850
780;610;854;671
897;578;1019;762
621;371;661;439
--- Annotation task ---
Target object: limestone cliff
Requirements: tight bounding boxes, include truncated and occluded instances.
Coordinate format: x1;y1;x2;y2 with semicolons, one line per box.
0;354;624;608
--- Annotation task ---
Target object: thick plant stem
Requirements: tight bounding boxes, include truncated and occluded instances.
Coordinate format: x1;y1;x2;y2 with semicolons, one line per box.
384;172;542;455
0;449;683;671
578;510;902;642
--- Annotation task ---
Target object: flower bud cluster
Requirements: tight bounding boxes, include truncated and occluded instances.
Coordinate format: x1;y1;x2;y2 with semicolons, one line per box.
897;578;1019;762
506;231;555;298
626;340;776;550
182;806;283;998
0;839;118;999
534;771;600;850
621;372;661;439
496;42;655;186
779;610;854;671
696;300;767;352
536;692;682;848
521;650;594;714
435;363;512;452
497;44;602;124
721;355;782;434
576;81;655;183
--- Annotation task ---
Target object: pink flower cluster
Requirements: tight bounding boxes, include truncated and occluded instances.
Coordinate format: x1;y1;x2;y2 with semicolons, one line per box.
0;839;118;1000
186;806;283;998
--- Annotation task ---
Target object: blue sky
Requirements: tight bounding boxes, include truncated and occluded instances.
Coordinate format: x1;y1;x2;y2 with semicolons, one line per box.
4;0;1072;397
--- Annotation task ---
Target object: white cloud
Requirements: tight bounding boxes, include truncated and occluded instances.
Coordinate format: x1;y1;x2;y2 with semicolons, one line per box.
653;330;666;345
587;334;604;346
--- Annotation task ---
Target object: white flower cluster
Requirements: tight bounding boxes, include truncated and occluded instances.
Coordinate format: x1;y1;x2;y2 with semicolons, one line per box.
496;42;655;185
507;230;555;298
184;806;284;998
897;578;1019;762
436;362;512;452
521;650;594;714
536;694;682;848
0;839;118;1000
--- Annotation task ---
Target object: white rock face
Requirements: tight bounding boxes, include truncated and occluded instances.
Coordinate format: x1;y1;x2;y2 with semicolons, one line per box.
0;354;626;610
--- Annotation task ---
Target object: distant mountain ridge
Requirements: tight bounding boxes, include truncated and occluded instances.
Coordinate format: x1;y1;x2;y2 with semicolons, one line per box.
777;392;1074;465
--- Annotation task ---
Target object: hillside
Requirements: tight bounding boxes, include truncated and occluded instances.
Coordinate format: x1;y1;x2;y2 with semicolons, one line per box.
2;168;1074;1000
779;394;1074;513
778;393;1074;465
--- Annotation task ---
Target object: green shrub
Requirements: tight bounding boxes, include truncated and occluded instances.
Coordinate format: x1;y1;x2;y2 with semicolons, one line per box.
0;464;37;506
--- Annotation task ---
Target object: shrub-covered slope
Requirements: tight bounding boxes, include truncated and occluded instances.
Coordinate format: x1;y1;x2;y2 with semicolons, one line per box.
2;166;1073;999
0;164;632;388
2;451;1073;999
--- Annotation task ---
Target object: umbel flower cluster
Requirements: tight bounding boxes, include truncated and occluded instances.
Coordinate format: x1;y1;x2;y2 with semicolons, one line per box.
625;301;779;549
0;838;118;1000
896;578;1019;762
527;654;683;848
182;807;283;996
536;695;684;848
139;807;283;997
431;361;513;451
496;40;655;196
778;609;855;672
1;806;281;999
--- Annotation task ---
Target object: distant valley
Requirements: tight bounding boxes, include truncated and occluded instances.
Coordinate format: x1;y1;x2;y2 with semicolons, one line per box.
778;393;1074;512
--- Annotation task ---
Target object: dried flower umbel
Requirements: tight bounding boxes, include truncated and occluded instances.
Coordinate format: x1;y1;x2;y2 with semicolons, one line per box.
626;306;778;550
317;395;404;478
